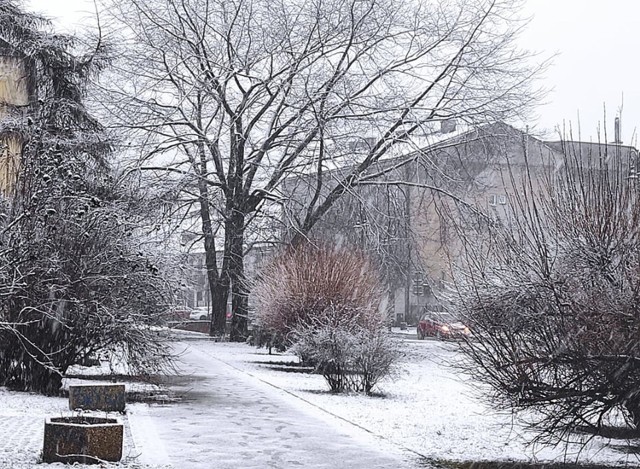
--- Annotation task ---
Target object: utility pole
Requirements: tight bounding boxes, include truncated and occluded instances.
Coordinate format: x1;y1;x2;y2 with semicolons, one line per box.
403;162;412;325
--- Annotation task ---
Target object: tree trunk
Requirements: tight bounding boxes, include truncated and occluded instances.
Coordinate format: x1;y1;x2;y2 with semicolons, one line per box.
202;215;228;336
209;274;229;336
194;137;227;336
226;210;248;342
230;272;248;341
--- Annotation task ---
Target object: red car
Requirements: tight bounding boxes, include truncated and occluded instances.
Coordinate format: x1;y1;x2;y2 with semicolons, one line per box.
417;312;470;340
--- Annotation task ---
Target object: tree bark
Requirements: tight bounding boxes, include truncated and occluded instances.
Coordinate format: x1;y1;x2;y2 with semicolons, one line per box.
226;209;248;341
195;139;228;336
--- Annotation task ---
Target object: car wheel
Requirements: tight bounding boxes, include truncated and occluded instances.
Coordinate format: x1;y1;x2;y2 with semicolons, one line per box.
199;315;206;320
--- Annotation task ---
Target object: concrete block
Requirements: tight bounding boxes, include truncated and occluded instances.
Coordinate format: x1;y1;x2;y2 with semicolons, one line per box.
69;383;126;412
42;416;123;464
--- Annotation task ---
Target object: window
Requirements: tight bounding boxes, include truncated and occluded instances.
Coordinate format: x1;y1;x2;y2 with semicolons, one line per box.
488;194;497;206
498;195;507;205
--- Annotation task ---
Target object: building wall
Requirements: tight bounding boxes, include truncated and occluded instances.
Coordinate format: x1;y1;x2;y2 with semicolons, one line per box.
0;55;29;194
0;56;29;106
411;125;562;286
0;135;21;193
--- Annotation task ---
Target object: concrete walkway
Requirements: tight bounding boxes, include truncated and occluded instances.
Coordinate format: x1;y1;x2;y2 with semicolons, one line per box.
129;341;423;469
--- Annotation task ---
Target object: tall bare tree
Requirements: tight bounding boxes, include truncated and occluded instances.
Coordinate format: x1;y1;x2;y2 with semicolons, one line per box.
96;0;544;340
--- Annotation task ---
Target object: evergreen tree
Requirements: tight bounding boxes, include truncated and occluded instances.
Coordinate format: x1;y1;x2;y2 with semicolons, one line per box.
0;0;173;394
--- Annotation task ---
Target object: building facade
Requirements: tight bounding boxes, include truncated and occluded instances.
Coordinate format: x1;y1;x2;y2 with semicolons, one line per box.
0;54;29;195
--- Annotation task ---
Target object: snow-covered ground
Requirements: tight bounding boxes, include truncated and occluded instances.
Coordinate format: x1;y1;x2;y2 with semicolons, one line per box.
204;338;640;467
2;335;640;468
0;387;156;469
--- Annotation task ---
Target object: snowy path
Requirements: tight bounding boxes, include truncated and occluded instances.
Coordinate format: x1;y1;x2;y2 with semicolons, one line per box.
130;340;424;469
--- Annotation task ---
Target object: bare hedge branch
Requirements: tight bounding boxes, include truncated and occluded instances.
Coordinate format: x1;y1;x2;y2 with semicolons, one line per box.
451;134;640;446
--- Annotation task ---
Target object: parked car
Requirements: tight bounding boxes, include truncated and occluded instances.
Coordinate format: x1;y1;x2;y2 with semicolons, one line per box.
417;311;470;340
190;307;211;321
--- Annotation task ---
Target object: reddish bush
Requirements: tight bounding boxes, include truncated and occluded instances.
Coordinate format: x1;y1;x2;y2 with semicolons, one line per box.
254;241;386;341
254;241;396;393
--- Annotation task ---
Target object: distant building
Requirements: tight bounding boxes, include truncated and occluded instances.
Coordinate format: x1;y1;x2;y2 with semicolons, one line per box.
280;121;639;325
179;242;272;313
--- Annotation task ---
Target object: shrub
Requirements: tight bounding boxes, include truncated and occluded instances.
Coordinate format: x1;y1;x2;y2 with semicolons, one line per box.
0;180;175;394
291;306;398;393
254;241;397;393
451;137;640;444
254;241;384;339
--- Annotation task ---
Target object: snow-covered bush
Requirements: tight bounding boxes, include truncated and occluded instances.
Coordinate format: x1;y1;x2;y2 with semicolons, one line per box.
254;242;384;339
292;306;398;393
254;241;396;393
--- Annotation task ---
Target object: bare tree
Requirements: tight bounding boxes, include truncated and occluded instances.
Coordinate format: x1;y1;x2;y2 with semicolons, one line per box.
96;0;545;340
451;130;640;447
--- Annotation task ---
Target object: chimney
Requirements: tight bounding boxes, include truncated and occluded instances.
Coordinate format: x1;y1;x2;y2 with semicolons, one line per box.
614;117;622;144
440;118;456;134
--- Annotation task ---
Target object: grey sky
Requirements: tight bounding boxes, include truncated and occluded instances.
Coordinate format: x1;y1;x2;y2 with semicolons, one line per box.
26;0;640;144
521;0;640;143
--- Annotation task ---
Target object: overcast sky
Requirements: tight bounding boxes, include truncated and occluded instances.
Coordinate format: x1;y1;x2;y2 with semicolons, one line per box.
25;0;640;145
